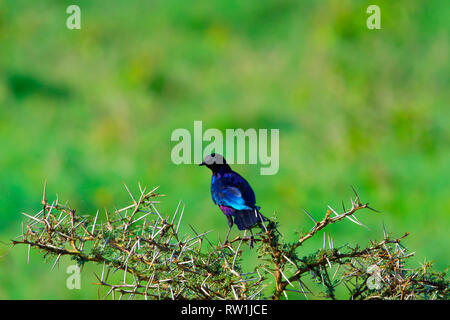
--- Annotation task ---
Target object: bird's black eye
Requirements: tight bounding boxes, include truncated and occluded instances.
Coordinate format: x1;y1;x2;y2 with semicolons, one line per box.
203;153;225;166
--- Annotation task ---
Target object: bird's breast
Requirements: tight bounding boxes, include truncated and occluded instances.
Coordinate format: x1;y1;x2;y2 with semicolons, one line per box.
219;205;235;216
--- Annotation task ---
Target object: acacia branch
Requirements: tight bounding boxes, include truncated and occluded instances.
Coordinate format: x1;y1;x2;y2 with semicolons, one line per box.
12;184;448;300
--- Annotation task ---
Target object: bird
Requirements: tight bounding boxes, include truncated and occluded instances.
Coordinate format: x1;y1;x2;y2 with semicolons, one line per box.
199;153;267;246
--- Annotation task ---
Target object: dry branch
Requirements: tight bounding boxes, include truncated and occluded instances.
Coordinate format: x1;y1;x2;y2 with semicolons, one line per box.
12;184;448;300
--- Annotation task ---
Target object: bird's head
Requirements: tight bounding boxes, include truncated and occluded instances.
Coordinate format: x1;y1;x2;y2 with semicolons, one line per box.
199;153;230;173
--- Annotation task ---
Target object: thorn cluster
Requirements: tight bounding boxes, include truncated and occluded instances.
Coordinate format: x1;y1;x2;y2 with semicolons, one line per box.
12;184;448;300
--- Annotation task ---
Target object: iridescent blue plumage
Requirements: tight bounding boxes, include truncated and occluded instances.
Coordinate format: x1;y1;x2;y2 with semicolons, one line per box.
200;153;266;244
211;171;255;211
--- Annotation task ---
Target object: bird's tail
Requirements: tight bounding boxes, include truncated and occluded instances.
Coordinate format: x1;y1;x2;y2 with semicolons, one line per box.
233;207;266;231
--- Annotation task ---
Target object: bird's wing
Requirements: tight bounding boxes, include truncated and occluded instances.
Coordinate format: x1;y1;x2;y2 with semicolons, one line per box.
213;185;251;210
211;172;255;211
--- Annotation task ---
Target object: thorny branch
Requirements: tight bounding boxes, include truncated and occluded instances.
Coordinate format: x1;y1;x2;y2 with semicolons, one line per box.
12;183;448;300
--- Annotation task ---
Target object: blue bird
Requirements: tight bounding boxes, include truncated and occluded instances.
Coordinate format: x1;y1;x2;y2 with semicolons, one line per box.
199;153;267;245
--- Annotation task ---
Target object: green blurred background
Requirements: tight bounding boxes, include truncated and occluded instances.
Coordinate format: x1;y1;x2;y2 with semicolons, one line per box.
0;0;448;299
